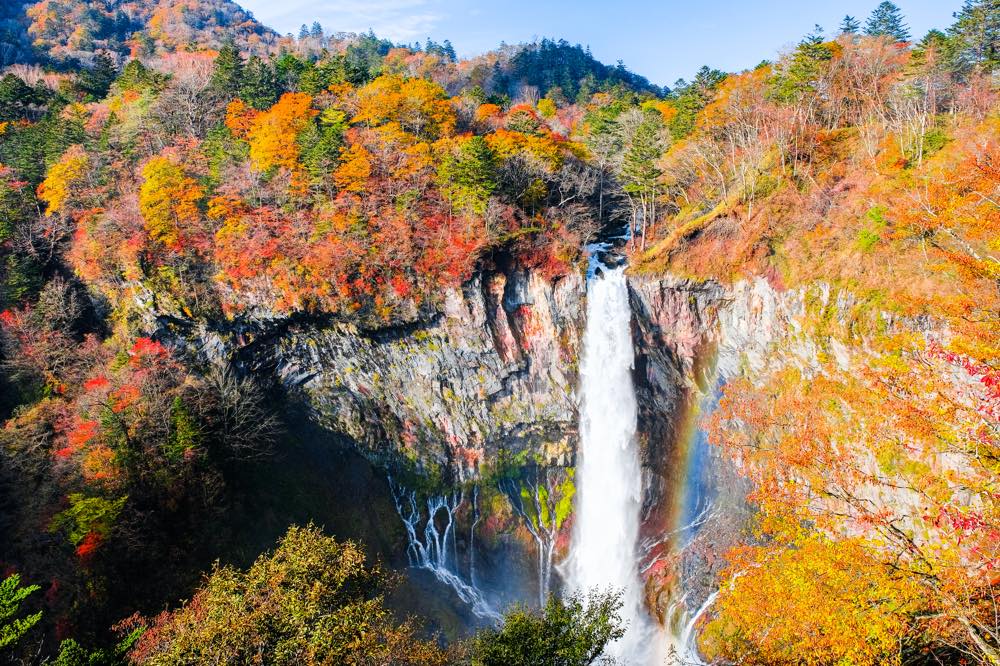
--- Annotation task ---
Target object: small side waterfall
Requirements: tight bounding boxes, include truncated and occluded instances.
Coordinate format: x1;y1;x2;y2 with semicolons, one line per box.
388;479;500;621
569;266;657;664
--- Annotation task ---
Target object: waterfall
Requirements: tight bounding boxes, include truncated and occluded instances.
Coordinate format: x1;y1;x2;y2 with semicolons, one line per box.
569;266;657;664
388;479;500;622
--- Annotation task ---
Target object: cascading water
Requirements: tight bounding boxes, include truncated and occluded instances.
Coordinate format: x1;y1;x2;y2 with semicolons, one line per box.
569;265;658;664
387;478;500;622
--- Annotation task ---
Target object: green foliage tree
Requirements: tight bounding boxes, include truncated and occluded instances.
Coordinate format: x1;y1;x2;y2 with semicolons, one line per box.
114;60;165;94
241;56;281;110
51;631;142;666
211;40;244;100
948;0;1000;74
667;66;726;139
0;73;36;121
772;27;836;104
840;15;862;34
50;494;128;547
440;135;500;216
620;110;665;247
0;574;41;651
865;1;911;41
79;53;118;99
470;590;624;666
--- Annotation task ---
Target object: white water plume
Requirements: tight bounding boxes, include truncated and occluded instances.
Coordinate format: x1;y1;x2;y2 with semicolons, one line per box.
569;266;658;664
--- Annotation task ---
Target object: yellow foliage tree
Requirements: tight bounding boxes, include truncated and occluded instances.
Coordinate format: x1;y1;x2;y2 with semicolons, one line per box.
243;93;317;193
701;535;923;666
139;155;204;251
353;75;456;140
38;144;88;216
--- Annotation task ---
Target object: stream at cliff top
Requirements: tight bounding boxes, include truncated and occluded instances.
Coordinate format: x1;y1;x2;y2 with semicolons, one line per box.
568;265;660;664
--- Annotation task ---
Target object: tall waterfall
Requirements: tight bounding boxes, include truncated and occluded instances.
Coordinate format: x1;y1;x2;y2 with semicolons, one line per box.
569;266;657;664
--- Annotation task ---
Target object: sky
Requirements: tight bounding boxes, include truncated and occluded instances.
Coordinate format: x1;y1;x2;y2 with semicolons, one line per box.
237;0;961;87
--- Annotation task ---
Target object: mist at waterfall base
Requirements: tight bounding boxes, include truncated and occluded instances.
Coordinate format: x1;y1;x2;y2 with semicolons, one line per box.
374;261;733;661
568;266;660;664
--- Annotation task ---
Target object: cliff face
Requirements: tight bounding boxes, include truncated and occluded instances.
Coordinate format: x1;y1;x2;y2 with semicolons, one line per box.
155;264;585;481
275;268;585;479
626;273;813;626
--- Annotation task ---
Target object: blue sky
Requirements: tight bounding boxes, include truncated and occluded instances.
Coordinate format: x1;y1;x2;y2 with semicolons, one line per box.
238;0;961;87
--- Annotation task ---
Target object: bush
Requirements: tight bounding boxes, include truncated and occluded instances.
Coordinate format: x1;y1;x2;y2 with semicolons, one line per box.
470;590;624;666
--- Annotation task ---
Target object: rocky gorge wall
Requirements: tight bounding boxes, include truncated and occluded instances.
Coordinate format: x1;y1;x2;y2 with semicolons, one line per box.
149;259;817;624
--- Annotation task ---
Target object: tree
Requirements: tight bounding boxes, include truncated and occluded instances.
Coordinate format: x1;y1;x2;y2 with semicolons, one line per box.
211;40;243;100
310;21;323;40
619;110;665;249
241;55;280;110
0;73;36;121
0;574;41;650
37;144;88;216
948;0;1000;74
79;52;117;99
139;154;206;251
840;15;862;34
866;2;911;42
701;535;923;666
243;91;317;187
128;525;450;665
439;135;499;216
298;24;309;40
470;590;624;666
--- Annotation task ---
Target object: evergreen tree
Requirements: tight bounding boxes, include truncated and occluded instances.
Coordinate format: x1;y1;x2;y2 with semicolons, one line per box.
439;135;499;216
621;111;665;248
80;52;117;99
840;15;862;34
0;74;34;121
443;39;457;61
310;22;323;40
298;24;310;40
948;0;1000;73
211;40;244;100
865;2;911;42
804;24;825;45
241;55;280;110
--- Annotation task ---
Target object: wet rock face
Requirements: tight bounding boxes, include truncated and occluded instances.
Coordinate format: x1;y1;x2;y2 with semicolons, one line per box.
627;276;723;473
268;267;586;480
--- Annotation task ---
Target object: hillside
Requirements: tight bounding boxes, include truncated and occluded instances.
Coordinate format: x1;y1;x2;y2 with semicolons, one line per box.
0;1;998;665
1;0;279;66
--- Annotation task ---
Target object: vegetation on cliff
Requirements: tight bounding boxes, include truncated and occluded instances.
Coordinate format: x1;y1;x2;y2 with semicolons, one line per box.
0;0;997;663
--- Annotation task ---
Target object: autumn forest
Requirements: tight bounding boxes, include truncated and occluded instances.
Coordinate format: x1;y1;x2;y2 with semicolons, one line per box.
0;0;998;664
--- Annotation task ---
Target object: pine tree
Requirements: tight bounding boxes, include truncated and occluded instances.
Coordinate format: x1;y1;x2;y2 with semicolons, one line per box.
211;40;244;100
866;2;911;42
840;15;861;34
443;39;457;61
298;24;310;40
621;112;665;249
81;52;117;98
241;56;280;110
439;135;499;216
948;0;1000;73
0;74;34;121
310;22;323;40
